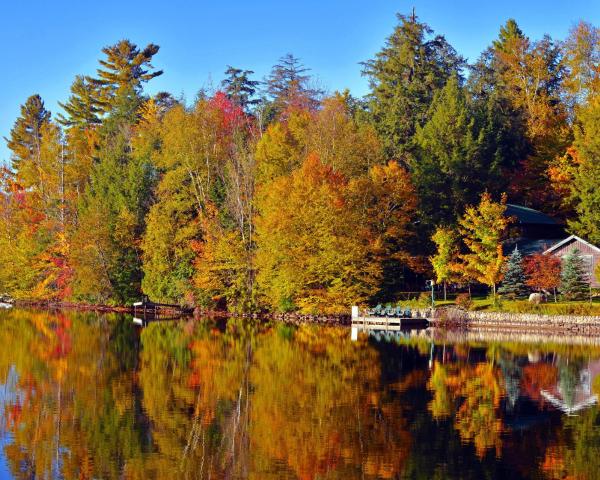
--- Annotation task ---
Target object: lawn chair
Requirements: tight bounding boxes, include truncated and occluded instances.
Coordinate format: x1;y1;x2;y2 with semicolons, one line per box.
368;304;382;316
395;306;403;317
404;307;411;318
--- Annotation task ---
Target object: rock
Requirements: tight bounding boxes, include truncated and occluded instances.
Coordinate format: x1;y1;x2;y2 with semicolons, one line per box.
529;293;545;304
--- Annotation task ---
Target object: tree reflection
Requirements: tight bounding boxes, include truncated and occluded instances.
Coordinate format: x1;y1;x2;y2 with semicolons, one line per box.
2;310;600;479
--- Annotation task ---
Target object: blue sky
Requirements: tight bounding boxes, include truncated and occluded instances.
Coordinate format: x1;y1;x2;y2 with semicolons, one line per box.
1;0;599;164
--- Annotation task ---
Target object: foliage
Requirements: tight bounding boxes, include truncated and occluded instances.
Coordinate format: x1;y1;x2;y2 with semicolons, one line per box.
455;293;473;310
430;227;459;291
457;193;510;298
1;12;600;311
413;75;502;227
568;96;600;244
255;154;380;313
524;253;562;292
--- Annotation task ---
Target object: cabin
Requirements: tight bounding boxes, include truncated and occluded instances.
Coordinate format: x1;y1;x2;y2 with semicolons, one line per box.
544;235;600;288
505;204;566;255
502;205;600;287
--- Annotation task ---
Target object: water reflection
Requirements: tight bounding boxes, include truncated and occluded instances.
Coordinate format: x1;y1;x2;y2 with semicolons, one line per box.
0;309;599;479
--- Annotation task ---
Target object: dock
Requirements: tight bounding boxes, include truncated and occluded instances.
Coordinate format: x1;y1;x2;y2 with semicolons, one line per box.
132;298;192;320
350;305;429;333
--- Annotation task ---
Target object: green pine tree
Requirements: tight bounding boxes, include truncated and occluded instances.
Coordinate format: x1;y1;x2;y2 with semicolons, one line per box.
413;74;493;227
57;75;104;127
221;66;260;110
560;248;590;300
91;39;163;112
5;94;51;171
498;246;527;298
362;12;465;159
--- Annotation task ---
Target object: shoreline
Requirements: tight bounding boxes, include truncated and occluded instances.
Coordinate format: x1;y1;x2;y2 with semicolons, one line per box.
9;301;600;335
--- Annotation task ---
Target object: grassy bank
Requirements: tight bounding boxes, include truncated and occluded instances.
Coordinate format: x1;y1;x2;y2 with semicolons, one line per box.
394;295;600;316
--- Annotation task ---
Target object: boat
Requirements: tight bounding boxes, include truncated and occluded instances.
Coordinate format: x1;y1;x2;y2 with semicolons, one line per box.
0;302;12;309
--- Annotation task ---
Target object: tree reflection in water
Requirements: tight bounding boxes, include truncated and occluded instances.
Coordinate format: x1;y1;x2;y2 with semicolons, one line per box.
0;309;600;479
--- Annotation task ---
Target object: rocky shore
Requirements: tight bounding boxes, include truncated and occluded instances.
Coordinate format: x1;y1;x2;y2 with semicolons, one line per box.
429;306;600;334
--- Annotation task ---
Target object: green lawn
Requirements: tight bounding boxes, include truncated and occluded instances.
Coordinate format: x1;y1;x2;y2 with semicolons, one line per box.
394;294;600;315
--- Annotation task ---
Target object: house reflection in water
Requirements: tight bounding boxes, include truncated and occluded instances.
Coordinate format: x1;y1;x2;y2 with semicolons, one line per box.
541;358;600;415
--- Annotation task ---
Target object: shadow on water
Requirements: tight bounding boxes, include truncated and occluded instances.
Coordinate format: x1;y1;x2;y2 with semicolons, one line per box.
0;308;599;479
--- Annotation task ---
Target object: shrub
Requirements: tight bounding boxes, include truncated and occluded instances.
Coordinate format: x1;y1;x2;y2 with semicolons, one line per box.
455;293;473;310
417;292;432;307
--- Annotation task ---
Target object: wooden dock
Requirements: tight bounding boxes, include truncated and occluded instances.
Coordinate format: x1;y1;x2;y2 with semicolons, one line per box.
132;299;192;320
351;315;428;331
350;306;429;333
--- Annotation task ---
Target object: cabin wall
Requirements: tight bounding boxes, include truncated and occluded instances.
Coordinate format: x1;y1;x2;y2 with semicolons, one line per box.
549;240;600;288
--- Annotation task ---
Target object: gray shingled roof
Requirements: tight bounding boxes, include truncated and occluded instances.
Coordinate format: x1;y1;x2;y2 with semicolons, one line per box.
506;204;559;225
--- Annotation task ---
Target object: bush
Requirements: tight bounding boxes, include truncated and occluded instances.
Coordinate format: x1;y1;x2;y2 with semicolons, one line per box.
455;293;473;310
417;292;432;308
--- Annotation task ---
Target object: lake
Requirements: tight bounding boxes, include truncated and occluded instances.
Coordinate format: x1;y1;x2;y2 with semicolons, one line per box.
0;308;599;479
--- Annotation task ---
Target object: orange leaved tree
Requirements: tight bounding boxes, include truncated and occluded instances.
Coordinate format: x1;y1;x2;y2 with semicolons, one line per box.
523;253;562;302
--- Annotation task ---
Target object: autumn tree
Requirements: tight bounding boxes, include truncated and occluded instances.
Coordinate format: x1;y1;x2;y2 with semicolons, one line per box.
349;160;418;300
255;154;380;313
457;193;510;300
562;21;600;109
430;227;459;300
568;96;600;244
523;253;562;301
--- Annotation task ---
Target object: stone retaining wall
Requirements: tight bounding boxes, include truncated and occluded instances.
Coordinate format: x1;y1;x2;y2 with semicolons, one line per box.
431;307;600;334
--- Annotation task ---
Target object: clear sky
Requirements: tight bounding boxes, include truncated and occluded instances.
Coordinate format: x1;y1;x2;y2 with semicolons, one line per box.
1;0;599;164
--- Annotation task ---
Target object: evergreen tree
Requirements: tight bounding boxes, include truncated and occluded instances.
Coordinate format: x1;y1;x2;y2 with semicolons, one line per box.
70;41;163;303
469;19;568;212
362;12;465;159
5;94;51;171
498;246;527;298
265;54;323;113
92;39;163;111
413;75;494;227
57;75;104;127
221;66;260;110
492;18;524;53
560;248;590;300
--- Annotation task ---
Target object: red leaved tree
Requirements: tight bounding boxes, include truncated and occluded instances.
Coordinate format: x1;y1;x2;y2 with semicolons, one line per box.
523;253;562;302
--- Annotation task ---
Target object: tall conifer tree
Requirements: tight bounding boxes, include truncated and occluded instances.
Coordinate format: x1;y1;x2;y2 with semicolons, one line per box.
362;12;465;159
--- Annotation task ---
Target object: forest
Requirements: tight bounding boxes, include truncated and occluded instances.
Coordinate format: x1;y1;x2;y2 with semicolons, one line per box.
1;13;599;312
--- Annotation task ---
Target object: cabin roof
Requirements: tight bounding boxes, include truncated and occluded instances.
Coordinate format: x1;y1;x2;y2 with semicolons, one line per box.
506;204;559;226
544;234;600;255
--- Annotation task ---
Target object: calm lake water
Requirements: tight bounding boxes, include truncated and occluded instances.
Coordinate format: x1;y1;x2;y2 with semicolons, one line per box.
0;309;600;479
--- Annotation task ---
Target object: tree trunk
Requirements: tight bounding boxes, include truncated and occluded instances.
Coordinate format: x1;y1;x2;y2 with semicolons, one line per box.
443;282;447;301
